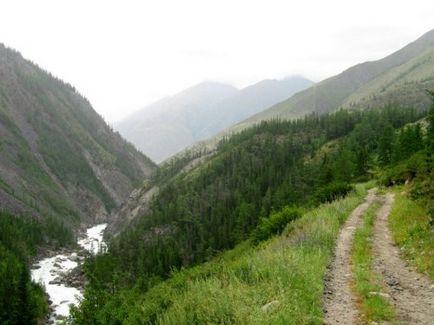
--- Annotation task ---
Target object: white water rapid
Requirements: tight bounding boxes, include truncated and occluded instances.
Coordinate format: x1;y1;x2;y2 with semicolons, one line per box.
31;224;107;323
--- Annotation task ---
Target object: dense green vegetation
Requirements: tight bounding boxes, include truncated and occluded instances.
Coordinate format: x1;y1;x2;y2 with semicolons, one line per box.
109;105;423;282
351;201;395;322
380;95;434;281
71;185;367;324
70;99;433;323
252;207;301;244
389;189;434;279
0;211;74;324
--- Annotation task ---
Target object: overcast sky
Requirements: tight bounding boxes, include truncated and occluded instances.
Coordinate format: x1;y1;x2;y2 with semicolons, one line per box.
1;0;433;123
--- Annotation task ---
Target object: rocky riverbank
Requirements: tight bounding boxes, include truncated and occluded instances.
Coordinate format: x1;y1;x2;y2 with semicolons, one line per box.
31;224;107;324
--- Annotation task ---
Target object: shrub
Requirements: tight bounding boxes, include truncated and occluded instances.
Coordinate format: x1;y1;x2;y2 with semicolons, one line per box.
314;182;353;204
252;207;301;243
380;152;426;187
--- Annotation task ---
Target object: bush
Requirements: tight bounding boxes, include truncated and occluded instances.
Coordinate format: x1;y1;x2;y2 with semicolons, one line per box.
252;207;301;243
314;182;353;204
380;152;426;187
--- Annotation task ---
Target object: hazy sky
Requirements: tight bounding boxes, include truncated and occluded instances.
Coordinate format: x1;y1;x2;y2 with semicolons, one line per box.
1;0;433;123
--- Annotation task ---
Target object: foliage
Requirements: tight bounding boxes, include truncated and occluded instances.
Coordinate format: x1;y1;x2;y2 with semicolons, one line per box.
389;189;434;279
70;102;430;323
70;185;367;324
252;207;301;243
107;106;423;284
314;182;353;204
0;211;70;324
380;151;427;186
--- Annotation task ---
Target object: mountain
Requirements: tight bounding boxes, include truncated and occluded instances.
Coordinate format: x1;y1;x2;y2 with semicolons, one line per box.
115;82;238;163
229;29;434;133
0;44;156;227
115;77;313;163
194;76;313;140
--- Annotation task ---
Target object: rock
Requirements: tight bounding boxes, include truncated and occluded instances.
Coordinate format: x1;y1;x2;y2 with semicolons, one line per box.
385;277;399;287
368;291;390;299
49;277;64;285
53;262;61;268
70;253;78;261
261;300;279;311
430;284;434;291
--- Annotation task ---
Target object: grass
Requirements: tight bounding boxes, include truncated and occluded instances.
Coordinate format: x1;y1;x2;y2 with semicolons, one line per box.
351;200;395;323
389;187;434;279
115;184;368;324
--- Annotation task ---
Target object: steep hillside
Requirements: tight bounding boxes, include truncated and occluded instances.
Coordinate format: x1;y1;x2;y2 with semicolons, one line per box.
0;44;156;227
115;82;238;163
72;99;432;323
115;77;312;163
229;29;434;133
341;43;434;110
193;76;313;140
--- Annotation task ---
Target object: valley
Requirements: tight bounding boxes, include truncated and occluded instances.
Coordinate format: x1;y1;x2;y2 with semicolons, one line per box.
1;25;434;325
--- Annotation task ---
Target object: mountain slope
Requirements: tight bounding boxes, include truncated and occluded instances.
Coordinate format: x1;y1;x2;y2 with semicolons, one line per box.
341;43;434;110
72;101;430;323
115;82;238;163
115;77;312;163
193;76;313;140
0;44;156;226
230;29;434;133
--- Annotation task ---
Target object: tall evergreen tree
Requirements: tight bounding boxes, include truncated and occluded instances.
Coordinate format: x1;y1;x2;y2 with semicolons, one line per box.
378;124;395;166
426;90;434;151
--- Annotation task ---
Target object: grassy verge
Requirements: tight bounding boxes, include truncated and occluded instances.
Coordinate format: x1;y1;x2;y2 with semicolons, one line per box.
389;187;434;279
108;184;368;324
351;201;395;323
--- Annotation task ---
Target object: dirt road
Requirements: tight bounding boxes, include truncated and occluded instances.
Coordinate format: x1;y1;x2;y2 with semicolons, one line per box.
323;189;377;324
372;193;434;324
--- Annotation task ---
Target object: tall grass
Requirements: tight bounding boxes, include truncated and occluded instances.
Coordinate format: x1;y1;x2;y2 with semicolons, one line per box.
120;185;368;324
389;188;434;279
351;201;395;322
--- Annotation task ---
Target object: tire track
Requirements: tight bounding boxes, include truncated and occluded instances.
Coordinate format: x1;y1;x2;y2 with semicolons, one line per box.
323;189;377;324
372;193;434;324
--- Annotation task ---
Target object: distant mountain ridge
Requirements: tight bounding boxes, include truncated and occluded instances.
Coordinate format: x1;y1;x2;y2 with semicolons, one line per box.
229;29;434;132
196;76;314;140
115;76;313;162
0;44;156;226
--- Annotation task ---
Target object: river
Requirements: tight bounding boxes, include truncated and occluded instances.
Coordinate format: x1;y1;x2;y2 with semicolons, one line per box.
31;224;107;323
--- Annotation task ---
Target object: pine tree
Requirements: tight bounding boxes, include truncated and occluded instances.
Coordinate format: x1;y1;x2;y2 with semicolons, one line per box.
426;90;434;151
378;124;395;166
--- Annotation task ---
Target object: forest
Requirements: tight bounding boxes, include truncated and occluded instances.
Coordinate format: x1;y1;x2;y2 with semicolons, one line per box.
0;211;74;324
70;97;434;323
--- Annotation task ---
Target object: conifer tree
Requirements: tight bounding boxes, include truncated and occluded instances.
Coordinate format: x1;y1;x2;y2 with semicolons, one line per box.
378;124;395;166
426;90;434;151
